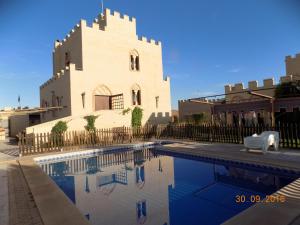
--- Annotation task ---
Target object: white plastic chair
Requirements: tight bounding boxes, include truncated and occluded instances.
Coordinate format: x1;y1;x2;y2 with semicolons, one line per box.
244;131;279;154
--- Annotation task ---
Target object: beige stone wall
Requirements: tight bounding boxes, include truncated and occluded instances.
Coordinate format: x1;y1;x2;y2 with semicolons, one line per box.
26;110;131;134
0;112;10;137
38;8;171;133
178;100;212;122
0;128;5;141
40;69;72;122
9;115;29;137
53;21;83;75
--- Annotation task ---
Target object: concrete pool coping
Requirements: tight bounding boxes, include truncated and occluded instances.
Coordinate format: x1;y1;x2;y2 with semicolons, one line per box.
16;140;300;225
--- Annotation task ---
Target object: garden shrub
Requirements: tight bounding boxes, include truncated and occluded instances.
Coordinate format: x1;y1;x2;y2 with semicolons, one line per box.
51;121;68;134
51;121;68;146
275;81;300;98
84;115;99;132
192;113;204;125
131;107;143;127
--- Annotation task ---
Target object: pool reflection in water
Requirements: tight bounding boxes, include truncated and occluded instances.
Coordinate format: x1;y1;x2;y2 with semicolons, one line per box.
39;148;298;225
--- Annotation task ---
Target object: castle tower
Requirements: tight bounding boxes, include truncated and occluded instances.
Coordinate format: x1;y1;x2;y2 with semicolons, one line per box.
35;8;171;132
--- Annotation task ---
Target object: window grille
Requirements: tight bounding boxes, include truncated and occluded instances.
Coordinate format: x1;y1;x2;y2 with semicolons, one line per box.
111;94;124;110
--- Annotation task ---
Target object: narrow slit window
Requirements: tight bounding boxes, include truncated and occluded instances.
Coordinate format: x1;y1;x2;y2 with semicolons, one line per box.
65;52;71;66
56;97;60;106
81;93;85;108
155;96;159;108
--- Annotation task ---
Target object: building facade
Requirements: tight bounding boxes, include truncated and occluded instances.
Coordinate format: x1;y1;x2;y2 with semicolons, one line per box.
179;53;300;125
224;54;300;103
32;9;171;133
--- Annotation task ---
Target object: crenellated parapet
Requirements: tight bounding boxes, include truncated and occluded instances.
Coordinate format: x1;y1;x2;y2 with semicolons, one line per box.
53;8;161;50
137;36;161;46
104;8;161;46
178;98;225;104
285;53;300;62
164;76;170;82
225;78;275;94
54;20;87;50
40;63;78;89
104;8;136;23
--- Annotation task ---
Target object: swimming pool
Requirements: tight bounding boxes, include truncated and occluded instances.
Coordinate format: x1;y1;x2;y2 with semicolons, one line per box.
38;147;299;225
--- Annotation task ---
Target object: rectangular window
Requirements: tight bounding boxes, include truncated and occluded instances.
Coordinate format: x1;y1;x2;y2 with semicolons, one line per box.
155;96;159;109
81;93;85;108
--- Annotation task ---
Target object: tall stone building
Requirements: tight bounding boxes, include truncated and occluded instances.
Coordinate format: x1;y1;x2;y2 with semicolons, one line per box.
30;9;171;133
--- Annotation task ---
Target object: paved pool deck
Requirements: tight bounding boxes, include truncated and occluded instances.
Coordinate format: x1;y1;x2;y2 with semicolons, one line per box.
162;141;300;171
0;139;18;225
2;140;300;225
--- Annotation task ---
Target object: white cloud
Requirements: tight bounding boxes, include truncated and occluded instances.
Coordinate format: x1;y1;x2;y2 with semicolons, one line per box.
228;68;241;73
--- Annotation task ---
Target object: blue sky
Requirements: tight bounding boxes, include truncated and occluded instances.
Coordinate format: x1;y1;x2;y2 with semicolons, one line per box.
1;0;300;109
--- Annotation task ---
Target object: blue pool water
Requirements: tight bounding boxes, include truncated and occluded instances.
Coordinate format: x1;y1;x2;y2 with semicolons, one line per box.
39;148;299;225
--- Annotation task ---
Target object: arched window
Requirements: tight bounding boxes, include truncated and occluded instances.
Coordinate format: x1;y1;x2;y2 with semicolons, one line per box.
137;90;141;105
131;84;141;106
130;50;140;71
135;56;140;71
56;96;60;106
132;90;137;105
130;55;135;70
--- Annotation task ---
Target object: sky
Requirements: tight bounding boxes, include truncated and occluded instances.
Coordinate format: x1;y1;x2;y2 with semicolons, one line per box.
1;0;300;110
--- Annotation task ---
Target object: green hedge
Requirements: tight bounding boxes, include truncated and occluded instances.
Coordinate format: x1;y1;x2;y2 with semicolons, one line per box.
84;115;98;132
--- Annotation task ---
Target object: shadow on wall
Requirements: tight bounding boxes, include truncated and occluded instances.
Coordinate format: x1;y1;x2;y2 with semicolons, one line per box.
145;112;171;125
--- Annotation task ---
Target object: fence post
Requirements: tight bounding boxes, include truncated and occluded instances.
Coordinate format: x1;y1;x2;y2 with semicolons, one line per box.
18;132;22;157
